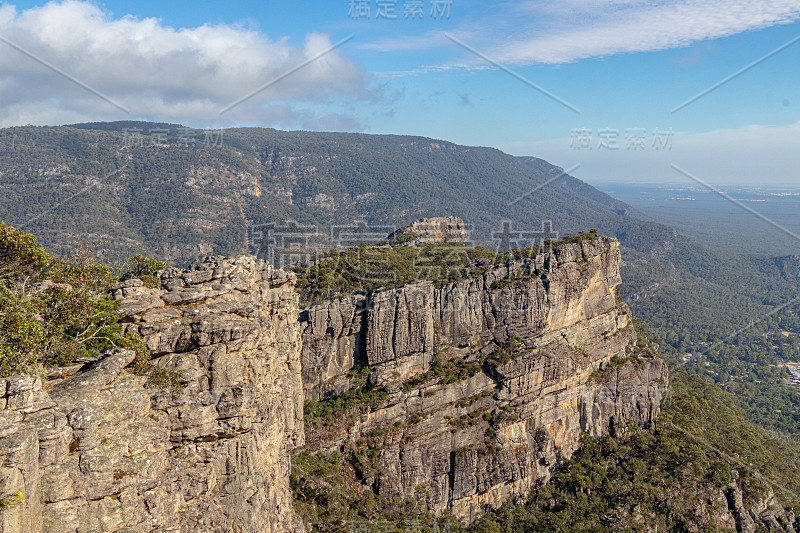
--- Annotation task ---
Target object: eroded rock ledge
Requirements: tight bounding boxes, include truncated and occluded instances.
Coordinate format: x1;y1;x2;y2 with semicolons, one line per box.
1;236;671;532
0;256;304;533
299;236;670;521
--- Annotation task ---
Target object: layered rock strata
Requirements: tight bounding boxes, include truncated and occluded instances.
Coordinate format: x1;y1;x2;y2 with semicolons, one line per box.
386;216;472;245
0;256;304;533
299;236;670;521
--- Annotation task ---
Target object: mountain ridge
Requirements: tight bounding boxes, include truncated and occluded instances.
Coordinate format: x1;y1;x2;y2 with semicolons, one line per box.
0;121;637;266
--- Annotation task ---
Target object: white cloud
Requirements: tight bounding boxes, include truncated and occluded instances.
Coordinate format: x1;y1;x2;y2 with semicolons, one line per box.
368;0;800;68
493;0;800;64
357;29;452;52
0;1;372;128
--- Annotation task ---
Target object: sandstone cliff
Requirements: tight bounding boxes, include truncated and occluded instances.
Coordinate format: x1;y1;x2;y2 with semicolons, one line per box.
299;236;670;521
386;216;472;245
722;472;799;533
5;233;790;532
0;256;305;533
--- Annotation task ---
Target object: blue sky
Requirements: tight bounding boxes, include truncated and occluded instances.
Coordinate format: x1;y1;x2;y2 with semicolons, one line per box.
1;0;799;185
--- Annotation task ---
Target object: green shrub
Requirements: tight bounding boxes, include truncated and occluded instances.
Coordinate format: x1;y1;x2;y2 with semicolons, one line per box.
304;385;389;425
120;254;169;289
481;337;529;370
0;222;178;386
404;355;480;390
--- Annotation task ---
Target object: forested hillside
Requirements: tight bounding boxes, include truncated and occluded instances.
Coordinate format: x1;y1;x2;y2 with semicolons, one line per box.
0;122;630;266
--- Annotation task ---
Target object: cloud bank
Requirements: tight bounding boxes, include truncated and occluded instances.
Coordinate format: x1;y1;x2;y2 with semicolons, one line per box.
0;1;370;128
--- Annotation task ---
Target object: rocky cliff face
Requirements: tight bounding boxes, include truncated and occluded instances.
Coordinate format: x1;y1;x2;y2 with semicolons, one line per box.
723;472;799;533
3;234;795;532
0;256;305;533
299;236;670;521
387;216;472;245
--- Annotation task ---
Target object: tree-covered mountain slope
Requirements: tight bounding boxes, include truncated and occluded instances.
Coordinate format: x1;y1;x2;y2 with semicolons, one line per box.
0;122;633;266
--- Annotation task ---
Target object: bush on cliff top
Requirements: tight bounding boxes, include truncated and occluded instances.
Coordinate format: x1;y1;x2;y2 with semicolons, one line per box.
120;254;169;289
0;222;164;379
292;229;601;306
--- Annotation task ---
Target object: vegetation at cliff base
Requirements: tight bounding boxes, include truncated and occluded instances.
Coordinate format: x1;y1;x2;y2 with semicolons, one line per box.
292;371;800;532
469;370;800;532
291;450;461;533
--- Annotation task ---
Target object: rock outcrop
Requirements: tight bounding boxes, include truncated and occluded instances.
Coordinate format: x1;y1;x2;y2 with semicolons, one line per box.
299;236;669;521
387;216;471;245
723;473;798;533
0;256;305;533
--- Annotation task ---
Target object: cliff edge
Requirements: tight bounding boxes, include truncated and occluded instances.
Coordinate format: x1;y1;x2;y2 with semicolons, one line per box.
299;235;669;521
0;256;305;533
1;234;671;531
